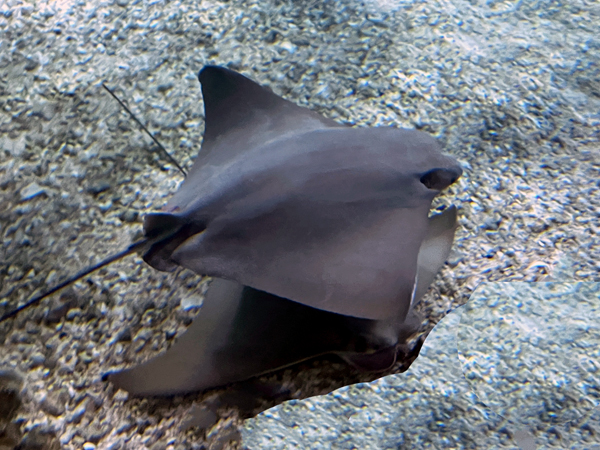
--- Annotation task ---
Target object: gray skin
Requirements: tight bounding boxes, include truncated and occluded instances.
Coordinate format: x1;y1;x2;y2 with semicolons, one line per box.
107;66;462;396
109;206;458;396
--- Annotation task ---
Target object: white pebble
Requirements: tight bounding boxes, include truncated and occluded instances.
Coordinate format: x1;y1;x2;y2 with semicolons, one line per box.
181;296;204;310
20;182;46;201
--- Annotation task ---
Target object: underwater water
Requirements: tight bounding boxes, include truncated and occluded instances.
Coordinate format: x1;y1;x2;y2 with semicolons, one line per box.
0;0;598;449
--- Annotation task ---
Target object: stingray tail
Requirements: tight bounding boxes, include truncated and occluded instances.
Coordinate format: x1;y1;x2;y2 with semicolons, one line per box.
102;83;187;177
0;240;146;324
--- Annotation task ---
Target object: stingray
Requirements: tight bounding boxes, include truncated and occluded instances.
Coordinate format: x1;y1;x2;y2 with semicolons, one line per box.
109;205;458;396
1;66;462;397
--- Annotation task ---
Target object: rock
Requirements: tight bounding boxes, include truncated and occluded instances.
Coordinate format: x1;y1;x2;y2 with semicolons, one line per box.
157;82;174;93
27;352;45;369
86;182;111;195
207;426;242;450
114;326;132;342
45;292;80;323
1;135;26;156
67;401;87;424
0;369;23;450
24;57;39;71
0;368;23;422
105;440;124;450
41;390;67;417
148;440;168;450
180;295;203;310
119;209;138;223
97;199;113;212
16;425;61;450
85;423;107;443
20;182;46;201
180;404;218;431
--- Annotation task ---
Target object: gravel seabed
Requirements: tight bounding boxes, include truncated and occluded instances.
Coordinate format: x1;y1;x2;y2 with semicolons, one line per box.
0;0;598;448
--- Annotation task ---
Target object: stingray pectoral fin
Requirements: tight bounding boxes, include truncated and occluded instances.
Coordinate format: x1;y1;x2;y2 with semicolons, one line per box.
172;206;429;322
192;66;341;173
107;279;370;396
412;205;458;304
107;279;244;396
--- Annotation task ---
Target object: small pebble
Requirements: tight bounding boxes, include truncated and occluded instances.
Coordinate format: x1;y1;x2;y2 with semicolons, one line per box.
119;209;138;223
20;182;46;201
180;296;203;310
446;252;463;268
180;404;218;431
482;217;501;231
98;199;113;212
157;82;174;93
106;440;124;450
86;423;107;443
24;57;39;71
1;135;25;155
149;440;168;450
0;369;23;421
115;326;132;342
28;352;46;368
41;392;67;417
66;308;82;320
115;419;134;433
86;181;111;195
68;402;87;424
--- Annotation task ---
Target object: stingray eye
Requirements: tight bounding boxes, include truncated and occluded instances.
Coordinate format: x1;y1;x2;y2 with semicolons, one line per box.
420;167;462;190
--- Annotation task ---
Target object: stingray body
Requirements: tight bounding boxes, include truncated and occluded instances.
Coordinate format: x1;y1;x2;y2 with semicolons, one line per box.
110;206;457;396
107;66;462;396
